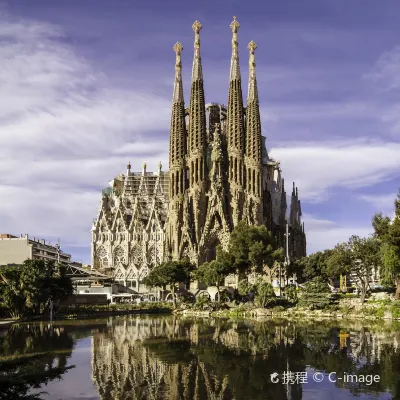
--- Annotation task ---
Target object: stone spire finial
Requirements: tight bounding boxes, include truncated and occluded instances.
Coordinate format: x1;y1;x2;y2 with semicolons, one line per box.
229;16;241;80
230;16;240;33
172;42;184;104
126;161;131;175
247;40;259;103
292;182;296;196
191;20;203;81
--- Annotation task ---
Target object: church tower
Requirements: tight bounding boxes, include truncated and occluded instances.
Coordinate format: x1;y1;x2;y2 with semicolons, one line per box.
226;17;245;227
166;42;188;259
244;40;263;225
92;18;307;286
187;21;208;247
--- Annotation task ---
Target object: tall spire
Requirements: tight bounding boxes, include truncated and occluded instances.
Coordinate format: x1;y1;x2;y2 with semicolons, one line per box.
226;16;245;156
247;40;259;103
172;42;184;103
229;16;241;80
245;40;262;165
188;20;207;171
169;42;187;198
191;20;203;81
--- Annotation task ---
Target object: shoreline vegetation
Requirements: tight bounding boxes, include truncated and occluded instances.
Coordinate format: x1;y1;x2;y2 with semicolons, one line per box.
2;297;400;325
2;191;399;328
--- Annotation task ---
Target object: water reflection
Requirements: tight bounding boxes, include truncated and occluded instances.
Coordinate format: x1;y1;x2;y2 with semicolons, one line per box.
0;317;399;399
0;323;75;400
91;317;400;400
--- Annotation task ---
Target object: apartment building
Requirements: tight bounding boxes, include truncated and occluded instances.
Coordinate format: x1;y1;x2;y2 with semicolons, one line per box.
0;233;71;265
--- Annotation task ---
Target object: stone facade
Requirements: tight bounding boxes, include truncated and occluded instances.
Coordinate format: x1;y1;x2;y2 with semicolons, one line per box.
91;18;306;288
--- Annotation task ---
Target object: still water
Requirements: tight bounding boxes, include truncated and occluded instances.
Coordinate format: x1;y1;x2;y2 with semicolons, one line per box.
0;316;399;400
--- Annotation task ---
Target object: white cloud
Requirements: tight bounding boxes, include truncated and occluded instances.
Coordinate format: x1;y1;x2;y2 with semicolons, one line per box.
302;213;373;254
0;16;170;258
364;45;400;91
1;13;399;265
359;193;397;216
270;140;400;202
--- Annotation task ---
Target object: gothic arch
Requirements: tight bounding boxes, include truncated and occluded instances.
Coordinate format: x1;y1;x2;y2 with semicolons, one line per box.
130;243;144;268
138;266;149;281
126;268;138;280
114;268;125;281
95;246;109;269
113;245;126;268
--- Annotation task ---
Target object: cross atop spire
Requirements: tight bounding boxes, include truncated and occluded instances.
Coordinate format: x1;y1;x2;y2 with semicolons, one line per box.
230;16;240;33
191;20;203;81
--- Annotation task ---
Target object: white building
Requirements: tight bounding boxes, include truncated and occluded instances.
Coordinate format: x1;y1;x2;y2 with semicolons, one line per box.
0;233;71;266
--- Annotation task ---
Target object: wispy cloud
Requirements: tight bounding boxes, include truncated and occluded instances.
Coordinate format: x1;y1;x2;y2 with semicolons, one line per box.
1;5;400;264
270;140;400;202
359;193;397;215
303;213;373;253
0;16;170;251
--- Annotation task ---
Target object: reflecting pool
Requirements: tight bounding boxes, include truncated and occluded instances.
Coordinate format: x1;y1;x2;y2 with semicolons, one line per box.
0;316;399;399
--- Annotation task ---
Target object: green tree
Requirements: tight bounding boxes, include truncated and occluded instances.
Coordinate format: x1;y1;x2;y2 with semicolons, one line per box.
254;280;276;308
194;260;231;302
237;279;256;301
143;260;195;308
330;236;380;303
372;192;400;299
228;222;283;279
298;277;332;310
295;250;333;281
0;260;72;318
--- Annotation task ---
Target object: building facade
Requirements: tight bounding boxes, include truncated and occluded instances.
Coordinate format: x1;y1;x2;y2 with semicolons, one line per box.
91;18;306;289
0;233;71;265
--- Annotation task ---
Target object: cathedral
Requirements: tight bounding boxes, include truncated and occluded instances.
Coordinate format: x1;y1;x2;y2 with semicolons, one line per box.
91;18;306;290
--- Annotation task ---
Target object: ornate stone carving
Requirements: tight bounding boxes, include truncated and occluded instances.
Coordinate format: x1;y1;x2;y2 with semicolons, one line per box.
91;22;306;284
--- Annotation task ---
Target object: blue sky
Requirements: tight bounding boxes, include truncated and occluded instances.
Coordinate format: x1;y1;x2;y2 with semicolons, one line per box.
0;0;399;264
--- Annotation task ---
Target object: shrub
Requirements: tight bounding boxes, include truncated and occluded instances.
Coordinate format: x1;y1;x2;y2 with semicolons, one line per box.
254;281;275;308
391;302;400;319
194;295;212;310
238;279;256;302
285;285;298;303
298;277;332;310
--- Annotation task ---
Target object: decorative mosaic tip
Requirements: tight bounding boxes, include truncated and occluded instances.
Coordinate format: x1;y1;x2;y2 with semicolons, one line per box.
143;161;147;170
158;161;162;170
230;16;240;32
127;161;131;170
173;42;183;54
192;20;202;33
248;40;257;53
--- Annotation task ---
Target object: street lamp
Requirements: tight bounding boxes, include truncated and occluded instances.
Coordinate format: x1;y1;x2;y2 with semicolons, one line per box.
51;240;61;326
280;221;290;297
153;222;158;267
153;222;160;301
55;241;61;267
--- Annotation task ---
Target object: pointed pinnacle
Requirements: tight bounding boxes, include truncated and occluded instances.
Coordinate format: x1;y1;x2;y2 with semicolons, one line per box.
173;42;183;54
192;20;202;33
248;40;257;53
230;16;240;32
